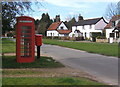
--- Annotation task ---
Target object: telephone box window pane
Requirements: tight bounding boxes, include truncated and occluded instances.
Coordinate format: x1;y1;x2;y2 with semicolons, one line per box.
22;26;31;30
20;26;32;57
21;30;31;33
20;42;31;57
21;34;31;37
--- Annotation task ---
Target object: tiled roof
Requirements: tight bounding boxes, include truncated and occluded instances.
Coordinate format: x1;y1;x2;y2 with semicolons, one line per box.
48;22;62;30
57;30;71;34
104;22;112;29
111;15;120;21
104;15;120;29
74;17;106;26
48;21;71;34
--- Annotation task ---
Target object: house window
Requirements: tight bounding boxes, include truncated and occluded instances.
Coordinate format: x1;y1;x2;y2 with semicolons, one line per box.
116;32;119;38
60;26;64;30
82;26;85;30
50;33;52;36
110;33;114;37
90;25;92;29
85;32;87;38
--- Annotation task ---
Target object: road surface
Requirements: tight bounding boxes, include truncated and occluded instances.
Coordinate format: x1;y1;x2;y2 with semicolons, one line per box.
41;44;118;85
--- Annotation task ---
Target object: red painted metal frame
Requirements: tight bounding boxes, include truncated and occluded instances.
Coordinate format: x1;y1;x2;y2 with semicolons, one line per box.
16;16;35;63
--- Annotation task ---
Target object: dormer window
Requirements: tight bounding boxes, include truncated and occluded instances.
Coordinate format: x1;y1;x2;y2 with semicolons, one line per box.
60;26;64;30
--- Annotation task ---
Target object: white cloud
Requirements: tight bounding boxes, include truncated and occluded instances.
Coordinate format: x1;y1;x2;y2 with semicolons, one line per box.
38;8;49;12
33;16;41;20
44;0;87;8
44;0;119;8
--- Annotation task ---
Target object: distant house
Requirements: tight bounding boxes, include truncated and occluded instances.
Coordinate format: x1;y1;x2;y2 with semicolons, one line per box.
104;15;120;41
69;17;107;39
47;21;71;37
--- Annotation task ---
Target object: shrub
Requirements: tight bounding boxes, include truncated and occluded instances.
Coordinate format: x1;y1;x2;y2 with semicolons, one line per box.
97;36;106;39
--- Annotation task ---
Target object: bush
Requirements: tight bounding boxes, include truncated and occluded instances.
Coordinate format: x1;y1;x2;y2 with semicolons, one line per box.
7;33;13;37
91;32;101;38
97;36;106;39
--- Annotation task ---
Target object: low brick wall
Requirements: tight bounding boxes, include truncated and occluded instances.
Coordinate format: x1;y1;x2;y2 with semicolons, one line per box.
60;37;70;40
96;39;108;43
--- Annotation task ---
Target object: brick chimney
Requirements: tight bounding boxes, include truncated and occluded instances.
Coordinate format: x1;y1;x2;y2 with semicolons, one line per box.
54;15;61;22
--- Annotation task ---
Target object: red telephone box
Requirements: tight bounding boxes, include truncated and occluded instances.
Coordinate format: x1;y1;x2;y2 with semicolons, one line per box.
16;16;35;63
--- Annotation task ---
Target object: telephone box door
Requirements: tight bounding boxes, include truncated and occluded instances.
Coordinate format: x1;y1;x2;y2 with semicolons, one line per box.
16;16;35;63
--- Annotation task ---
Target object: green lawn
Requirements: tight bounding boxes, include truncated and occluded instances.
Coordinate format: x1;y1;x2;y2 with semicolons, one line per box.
2;38;16;53
43;39;118;57
2;77;106;85
2;56;64;68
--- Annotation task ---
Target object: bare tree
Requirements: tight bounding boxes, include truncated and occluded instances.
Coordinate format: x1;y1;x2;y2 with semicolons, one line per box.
65;14;78;22
104;1;120;20
65;15;73;22
117;1;120;15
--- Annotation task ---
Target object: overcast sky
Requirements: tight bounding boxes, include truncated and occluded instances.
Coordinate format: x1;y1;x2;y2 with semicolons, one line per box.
28;0;119;21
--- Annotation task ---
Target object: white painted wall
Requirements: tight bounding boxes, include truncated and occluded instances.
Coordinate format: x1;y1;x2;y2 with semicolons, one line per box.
116;19;120;25
69;26;76;37
105;28;114;39
70;25;102;38
69;19;106;39
57;22;68;30
47;22;69;37
47;30;68;37
105;19;119;39
47;30;59;36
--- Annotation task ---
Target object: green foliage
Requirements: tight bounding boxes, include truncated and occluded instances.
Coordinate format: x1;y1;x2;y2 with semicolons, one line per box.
2;1;33;34
65;17;76;30
36;13;53;36
91;32;102;38
7;32;14;37
2;56;64;68
92;32;106;39
43;39;118;57
97;36;106;39
2;77;104;85
37;22;48;36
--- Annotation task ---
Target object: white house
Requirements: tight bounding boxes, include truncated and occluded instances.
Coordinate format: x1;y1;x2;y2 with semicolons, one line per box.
69;17;107;39
47;21;71;37
104;15;120;40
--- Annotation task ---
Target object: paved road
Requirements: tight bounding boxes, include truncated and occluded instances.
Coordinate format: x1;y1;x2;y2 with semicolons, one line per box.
41;44;118;85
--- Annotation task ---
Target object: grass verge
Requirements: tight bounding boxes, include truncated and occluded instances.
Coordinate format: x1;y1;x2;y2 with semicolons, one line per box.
2;77;105;85
2;56;64;68
2;38;16;53
43;39;118;57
